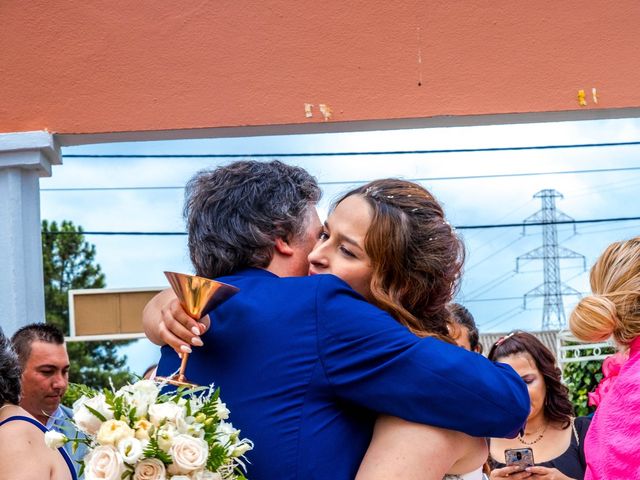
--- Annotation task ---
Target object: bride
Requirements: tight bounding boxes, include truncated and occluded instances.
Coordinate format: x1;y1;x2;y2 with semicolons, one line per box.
309;179;487;480
147;178;489;479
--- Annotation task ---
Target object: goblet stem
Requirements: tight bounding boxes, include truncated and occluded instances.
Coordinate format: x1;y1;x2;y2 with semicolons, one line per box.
178;352;190;383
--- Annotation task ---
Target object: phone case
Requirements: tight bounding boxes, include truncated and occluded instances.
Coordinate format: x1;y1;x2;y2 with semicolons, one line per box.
504;448;535;469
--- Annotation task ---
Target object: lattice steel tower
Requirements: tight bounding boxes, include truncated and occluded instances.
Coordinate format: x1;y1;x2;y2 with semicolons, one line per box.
516;189;585;330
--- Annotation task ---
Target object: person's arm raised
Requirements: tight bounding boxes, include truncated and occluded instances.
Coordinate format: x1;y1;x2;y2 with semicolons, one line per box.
315;275;530;438
142;288;206;354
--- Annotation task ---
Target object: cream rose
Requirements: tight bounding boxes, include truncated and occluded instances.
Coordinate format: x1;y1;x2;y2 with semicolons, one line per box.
167;434;208;474
44;430;68;449
97;419;135;446
73;394;114;436
83;445;125;480
133;458;166;480
117;437;144;465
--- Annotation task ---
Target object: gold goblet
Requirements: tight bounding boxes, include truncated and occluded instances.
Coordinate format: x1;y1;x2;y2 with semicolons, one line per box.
156;271;239;388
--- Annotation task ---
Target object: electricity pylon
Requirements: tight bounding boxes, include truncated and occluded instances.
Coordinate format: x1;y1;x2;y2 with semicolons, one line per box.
516;189;586;330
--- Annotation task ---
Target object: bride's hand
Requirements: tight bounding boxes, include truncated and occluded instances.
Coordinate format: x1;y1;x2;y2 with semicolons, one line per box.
490;465;532;479
143;289;208;353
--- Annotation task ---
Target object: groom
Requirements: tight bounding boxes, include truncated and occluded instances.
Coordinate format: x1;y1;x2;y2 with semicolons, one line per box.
144;160;529;479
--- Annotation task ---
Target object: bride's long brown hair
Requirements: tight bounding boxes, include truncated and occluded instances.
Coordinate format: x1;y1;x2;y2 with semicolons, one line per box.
334;179;464;339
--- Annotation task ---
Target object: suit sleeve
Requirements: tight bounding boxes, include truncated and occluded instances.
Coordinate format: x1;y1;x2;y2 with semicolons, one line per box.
314;275;529;438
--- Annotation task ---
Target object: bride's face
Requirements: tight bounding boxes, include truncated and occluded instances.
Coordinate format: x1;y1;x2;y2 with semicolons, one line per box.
308;195;374;299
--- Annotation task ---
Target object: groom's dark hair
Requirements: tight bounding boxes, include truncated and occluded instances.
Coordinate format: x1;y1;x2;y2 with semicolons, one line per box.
185;160;320;279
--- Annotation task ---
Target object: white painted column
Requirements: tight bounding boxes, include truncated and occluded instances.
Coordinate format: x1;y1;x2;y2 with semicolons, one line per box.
0;132;61;336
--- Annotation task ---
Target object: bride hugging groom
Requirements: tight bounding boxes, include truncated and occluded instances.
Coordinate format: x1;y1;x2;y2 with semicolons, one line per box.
143;160;529;480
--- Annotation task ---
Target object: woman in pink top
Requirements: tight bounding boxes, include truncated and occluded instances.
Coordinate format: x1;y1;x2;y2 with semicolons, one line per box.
570;236;640;480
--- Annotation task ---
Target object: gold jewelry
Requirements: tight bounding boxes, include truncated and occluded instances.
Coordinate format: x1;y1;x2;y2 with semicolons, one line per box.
518;422;548;445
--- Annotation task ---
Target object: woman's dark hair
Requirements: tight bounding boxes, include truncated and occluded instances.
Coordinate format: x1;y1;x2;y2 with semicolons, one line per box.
185;160;321;278
335;179;464;339
0;332;21;406
448;303;481;352
488;331;574;428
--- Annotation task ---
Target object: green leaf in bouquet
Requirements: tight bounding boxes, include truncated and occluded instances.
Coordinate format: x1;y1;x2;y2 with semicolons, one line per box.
66;382;100;405
105;390;127;420
84;404;108;422
142;436;172;465
206;443;227;472
198;388;221;420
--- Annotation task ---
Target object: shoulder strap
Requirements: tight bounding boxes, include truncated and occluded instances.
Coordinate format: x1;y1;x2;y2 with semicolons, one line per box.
0;415;78;480
0;415;48;432
571;417;579;445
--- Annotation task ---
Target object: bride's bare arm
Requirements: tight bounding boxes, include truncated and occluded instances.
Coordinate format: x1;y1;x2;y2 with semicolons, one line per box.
142;288;206;352
356;416;487;480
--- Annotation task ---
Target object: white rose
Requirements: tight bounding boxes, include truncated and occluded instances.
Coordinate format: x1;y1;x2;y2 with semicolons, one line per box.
167;434;208;474
191;470;222;480
169;476;190;480
148;402;186;427
73;395;113;436
117;437;144;465
73;394;114;436
44;430;68;449
84;445;125;480
157;423;179;452
97;419;135;446
133;458;166;480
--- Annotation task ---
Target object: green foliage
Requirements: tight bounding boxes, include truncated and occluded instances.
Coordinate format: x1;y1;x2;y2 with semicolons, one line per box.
65;382;100;405
563;344;615;416
41;220;133;399
143;436;173;465
206;444;228;472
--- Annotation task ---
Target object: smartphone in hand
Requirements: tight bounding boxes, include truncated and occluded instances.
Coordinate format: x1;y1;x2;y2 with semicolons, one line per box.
504;447;535;469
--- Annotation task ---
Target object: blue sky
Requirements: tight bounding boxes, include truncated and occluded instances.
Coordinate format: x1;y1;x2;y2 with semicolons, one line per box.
41;117;640;375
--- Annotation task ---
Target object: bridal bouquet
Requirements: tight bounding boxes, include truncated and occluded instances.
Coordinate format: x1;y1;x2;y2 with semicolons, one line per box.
45;379;253;480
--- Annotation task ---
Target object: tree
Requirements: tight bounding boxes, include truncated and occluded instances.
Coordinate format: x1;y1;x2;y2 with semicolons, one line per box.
42;220;133;391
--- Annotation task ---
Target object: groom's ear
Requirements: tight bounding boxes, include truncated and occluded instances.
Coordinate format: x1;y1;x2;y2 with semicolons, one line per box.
274;237;294;256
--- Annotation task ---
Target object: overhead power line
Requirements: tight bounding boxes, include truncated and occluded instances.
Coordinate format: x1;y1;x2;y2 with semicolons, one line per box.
41;215;640;236
62;140;640;159
41;164;640;192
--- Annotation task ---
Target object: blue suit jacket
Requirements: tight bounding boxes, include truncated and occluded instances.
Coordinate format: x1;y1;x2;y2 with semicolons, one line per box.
157;268;528;480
